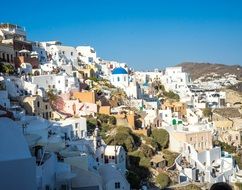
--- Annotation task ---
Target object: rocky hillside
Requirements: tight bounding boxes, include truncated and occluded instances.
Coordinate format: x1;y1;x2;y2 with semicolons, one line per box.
177;62;242;80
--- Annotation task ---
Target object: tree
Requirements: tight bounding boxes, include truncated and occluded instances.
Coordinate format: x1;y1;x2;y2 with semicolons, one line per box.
213;140;236;154
0;63;14;74
108;116;117;125
156;172;170;189
126;170;140;189
128;150;151;181
86;118;97;135
97;113;109;124
151;129;169;150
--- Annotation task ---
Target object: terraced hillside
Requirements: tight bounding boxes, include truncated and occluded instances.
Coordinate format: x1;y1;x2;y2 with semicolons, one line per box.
177;62;242;80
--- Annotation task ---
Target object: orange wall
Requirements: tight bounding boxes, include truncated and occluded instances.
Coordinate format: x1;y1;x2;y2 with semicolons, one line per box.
99;106;111;115
73;91;96;104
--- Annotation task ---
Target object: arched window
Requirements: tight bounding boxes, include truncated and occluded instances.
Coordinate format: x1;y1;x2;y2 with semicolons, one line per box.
117;76;120;82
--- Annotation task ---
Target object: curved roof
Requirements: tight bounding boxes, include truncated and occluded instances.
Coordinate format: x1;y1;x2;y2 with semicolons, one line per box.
112;67;128;75
0;117;31;161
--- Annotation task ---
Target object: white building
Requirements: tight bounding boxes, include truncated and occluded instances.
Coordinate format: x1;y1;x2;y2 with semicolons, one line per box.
32;42;48;63
190;87;226;109
110;67;129;89
175;144;239;184
0;117;36;190
76;46;98;64
163;67;192;101
134;69;163;84
110;67;141;99
56;117;87;140
31;73;79;94
98;165;130;190
46;44;78;66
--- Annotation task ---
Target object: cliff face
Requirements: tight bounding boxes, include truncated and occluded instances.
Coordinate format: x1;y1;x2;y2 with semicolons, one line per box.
177;62;242;80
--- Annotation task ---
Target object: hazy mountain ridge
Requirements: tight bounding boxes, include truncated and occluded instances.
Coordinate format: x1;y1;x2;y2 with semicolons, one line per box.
177;62;242;80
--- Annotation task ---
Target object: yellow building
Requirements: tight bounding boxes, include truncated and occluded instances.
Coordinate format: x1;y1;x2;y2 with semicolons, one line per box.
162;100;187;118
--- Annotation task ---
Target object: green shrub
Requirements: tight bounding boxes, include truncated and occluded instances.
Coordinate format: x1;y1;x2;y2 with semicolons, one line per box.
144;136;159;150
163;149;179;167
109;116;117;125
140;144;155;158
156;172;170;189
97;113;109;124
213;140;236;154
126;170;140;189
86;118;97;134
88;77;99;82
151;129;169;150
203;108;212;118
128;150;151;181
0;63;14;74
106;127;140;152
163;90;180;101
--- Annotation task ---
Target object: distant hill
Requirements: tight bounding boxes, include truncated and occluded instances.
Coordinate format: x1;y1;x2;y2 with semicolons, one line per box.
177;62;242;80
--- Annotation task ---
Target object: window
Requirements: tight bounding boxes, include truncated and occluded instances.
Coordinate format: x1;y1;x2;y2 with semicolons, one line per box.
75;123;78;129
37;101;40;107
71;52;73;56
45;105;48;110
190;137;192;141
62;51;65;54
117;77;120;82
6;54;9;62
88;57;93;62
112;156;115;160
115;182;120;189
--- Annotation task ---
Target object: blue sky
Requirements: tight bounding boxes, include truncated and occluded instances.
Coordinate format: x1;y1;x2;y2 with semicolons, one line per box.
1;0;242;70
